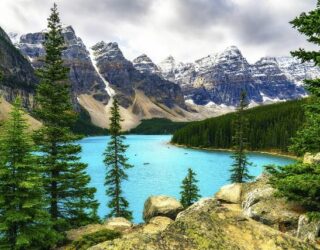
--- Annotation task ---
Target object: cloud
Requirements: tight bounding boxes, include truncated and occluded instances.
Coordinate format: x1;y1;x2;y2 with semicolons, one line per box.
0;0;318;64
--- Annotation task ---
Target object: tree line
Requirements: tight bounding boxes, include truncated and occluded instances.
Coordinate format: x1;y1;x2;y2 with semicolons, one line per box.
171;99;306;153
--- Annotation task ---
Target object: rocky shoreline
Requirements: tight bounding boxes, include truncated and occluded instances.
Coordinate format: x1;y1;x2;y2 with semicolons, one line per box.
62;172;319;250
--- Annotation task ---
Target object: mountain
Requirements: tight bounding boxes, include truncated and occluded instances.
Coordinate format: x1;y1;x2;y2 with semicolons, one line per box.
156;46;310;106
0;26;37;109
17;26;110;107
132;54;161;75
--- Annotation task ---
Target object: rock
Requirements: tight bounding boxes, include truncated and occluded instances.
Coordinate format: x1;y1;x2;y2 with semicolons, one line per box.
89;198;318;250
66;224;111;242
104;217;133;231
142;216;173;234
143;195;183;222
215;183;242;204
133;54;161;75
303;153;320;164
297;215;320;243
241;176;303;234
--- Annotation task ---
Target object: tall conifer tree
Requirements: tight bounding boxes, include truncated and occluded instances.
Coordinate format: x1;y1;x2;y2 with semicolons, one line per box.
34;3;98;232
268;1;320;219
229;91;253;183
104;99;133;220
180;168;201;208
0;99;57;249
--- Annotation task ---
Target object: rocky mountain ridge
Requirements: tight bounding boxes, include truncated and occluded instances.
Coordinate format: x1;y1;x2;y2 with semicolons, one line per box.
153;46;312;106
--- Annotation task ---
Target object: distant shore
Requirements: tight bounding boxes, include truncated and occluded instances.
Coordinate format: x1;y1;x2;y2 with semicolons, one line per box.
170;142;299;160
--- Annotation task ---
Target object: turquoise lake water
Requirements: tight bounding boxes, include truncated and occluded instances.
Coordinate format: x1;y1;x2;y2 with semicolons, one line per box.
79;135;294;223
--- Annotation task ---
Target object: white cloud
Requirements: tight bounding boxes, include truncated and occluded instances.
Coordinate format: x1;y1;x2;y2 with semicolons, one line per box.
0;0;318;64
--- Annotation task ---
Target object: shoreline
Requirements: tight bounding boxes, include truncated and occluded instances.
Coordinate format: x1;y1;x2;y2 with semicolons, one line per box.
170;142;299;160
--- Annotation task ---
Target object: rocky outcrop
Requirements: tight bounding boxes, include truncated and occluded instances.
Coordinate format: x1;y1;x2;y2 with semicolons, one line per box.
91;41;186;110
303;152;320;164
143;195;183;222
16;26;109;106
297;215;320;243
215;183;242;204
158;46;310;106
0;26;37;109
89;198;318;250
132;54;160;75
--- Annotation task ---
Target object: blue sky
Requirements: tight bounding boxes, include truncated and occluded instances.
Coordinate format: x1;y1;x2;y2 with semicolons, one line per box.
0;0;317;63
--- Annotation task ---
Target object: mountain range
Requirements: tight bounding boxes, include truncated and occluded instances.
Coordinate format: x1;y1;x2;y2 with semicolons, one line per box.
2;25;319;130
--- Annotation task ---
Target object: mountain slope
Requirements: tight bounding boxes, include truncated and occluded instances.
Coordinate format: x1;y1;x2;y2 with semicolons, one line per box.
17;26;110;107
0;26;37;109
155;46;310;106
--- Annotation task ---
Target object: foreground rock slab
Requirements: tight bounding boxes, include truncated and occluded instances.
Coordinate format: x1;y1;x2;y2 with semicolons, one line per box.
89;198;318;250
143;195;183;222
215;183;242;203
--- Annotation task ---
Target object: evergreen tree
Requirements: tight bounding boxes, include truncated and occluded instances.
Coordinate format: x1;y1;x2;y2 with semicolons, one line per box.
180;168;201;208
103;99;133;220
0;99;57;249
288;2;320;156
34;3;98;232
267;1;320;219
229;91;253;183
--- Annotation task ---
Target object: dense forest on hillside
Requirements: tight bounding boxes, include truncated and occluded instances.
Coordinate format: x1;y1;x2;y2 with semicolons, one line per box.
171;99;306;153
128;118;188;134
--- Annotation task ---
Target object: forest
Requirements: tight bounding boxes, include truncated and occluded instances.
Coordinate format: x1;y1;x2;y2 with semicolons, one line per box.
171;99;306;153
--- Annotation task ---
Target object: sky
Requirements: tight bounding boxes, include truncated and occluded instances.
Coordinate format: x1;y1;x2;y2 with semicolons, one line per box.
0;0;317;64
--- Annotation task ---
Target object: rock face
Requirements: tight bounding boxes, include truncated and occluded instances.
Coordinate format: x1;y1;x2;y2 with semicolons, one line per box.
156;46;311;106
90;198;317;250
297;215;320;243
241;176;303;234
132;54;160;75
303;152;320;164
215;183;242;204
0;26;37;109
16;26;109;106
91;41;186;110
143;195;183;222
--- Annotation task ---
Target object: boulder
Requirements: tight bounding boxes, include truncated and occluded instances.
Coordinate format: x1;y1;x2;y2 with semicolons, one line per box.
142;216;173;234
143;195;183;222
241;176;303;234
297;215;320;243
215;183;242;204
104;217;133;231
89;198;318;250
303;153;320;165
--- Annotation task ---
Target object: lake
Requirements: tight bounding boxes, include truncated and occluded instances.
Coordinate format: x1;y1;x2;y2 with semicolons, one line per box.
79;135;294;223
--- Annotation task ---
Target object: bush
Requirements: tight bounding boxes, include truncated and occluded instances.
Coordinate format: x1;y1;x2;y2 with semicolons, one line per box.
70;229;121;250
266;163;320;218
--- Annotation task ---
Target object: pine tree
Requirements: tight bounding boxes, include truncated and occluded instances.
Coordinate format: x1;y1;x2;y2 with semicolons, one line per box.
229;91;253;183
104;99;133;220
0;99;57;249
180;168;201;208
267;1;320;219
34;3;99;232
288;2;320;156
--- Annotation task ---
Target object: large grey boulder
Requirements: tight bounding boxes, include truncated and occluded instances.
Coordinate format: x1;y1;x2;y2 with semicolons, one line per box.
297;215;320;243
143;195;183;222
215;183;242;204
